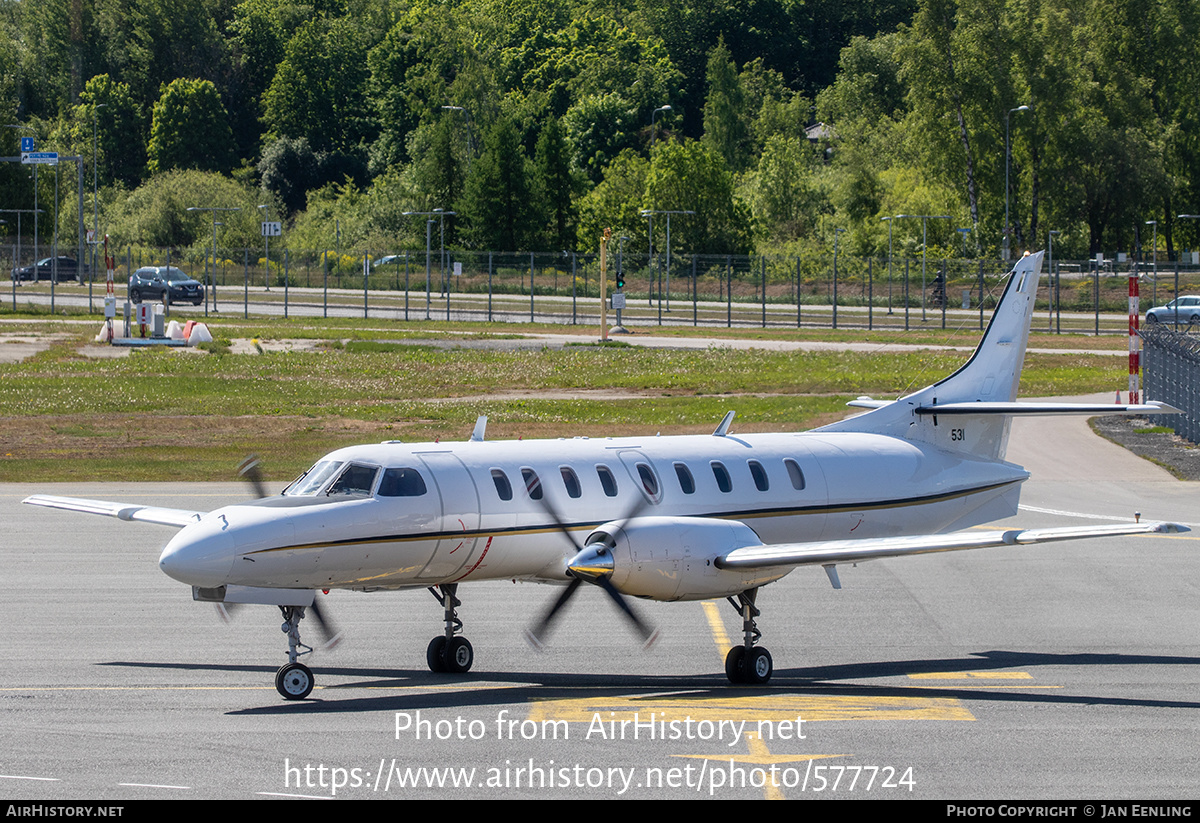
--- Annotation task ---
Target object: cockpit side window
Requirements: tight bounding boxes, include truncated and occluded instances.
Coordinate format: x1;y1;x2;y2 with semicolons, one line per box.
378;467;427;497
327;463;379;497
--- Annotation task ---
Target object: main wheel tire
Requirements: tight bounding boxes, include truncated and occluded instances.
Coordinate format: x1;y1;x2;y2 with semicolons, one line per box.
275;662;314;700
426;636;448;673
130;288;142;303
744;647;773;685
444;637;474;673
724;646;746;684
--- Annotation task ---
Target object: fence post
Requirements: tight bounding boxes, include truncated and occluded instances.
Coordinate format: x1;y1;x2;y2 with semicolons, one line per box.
868;257;873;330
364;252;369;319
284;249;289;319
243;249;249;319
761;256;766;328
530;252;535;323
572;252;577;325
796;257;801;328
904;259;910;331
692;254;697;326
726;257;732;328
322;250;328;318
978;260;985;330
488;253;493;323
404;251;410;321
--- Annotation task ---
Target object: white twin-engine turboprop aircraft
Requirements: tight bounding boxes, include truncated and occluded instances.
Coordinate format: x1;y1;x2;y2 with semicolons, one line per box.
25;251;1186;700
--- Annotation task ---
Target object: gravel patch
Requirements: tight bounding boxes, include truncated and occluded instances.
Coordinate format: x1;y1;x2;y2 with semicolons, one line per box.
1090;415;1200;480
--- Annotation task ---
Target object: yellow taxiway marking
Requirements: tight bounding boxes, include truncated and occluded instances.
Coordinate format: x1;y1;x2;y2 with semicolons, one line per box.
908;671;1033;680
528;692;975;723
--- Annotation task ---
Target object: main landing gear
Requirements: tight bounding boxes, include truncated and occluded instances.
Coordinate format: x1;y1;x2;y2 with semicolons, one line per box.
724;588;773;685
426;584;474;674
276;605;315;699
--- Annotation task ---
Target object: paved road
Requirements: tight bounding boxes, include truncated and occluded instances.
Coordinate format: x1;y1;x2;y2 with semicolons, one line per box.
2;409;1197;800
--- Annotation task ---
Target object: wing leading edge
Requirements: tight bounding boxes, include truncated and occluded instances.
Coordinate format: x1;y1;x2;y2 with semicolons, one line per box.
23;494;203;528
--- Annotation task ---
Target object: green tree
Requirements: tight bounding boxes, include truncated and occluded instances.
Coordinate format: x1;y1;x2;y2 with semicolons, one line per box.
702;40;750;172
576;149;650;253
146;78;236;175
533;117;579;249
644;139;752;254
461;117;536;250
262;17;374;153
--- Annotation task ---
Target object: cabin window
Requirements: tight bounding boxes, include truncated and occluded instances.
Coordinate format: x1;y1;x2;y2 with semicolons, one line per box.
674;462;695;494
711;461;732;493
784;458;806;490
748;460;769;492
327;463;379;497
522;468;543;500
491;469;513;501
377;467;427;497
596;465;618;497
636;463;660;498
560;467;582;499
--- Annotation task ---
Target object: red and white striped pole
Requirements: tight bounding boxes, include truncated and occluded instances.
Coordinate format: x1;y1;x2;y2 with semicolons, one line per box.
1128;269;1140;404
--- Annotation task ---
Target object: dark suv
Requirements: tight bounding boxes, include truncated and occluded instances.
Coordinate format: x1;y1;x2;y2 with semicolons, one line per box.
11;256;88;282
128;266;205;305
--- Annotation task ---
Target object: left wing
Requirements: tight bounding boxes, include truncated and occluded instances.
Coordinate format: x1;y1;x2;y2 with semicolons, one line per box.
717;521;1188;575
23;494;203;528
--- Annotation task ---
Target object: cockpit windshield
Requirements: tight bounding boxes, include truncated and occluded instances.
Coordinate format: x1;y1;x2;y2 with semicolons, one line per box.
284;460;344;496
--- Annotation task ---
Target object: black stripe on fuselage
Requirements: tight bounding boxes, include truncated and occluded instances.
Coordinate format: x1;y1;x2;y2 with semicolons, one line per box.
242;478;1022;556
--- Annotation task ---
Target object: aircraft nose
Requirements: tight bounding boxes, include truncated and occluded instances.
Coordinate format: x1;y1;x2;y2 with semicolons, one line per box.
158;522;236;587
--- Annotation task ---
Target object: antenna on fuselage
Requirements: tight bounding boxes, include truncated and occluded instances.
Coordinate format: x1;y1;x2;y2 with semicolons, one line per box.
713;411;735;437
470;415;488;442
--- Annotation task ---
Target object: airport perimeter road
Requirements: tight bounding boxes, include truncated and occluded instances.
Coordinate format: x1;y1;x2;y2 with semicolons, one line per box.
3;412;1198;800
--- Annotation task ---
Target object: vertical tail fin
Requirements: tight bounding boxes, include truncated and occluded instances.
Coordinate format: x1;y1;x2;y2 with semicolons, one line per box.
818;252;1045;460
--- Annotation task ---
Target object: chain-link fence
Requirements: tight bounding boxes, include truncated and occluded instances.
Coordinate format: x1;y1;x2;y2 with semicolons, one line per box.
6;243;1200;332
1141;325;1200;444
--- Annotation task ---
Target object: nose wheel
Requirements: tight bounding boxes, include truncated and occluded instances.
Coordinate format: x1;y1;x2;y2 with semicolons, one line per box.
275;605;317;699
427;585;474;673
276;662;314;700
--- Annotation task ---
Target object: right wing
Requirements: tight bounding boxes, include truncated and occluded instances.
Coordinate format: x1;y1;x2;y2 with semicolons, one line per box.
23;494;203;528
716;521;1189;574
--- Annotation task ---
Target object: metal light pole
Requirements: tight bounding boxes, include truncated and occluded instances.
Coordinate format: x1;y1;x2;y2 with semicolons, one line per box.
259;204;271;290
404;209;455;319
898;214;951;321
833;227;846;328
1048;229;1061;332
640;209;693;313
881;216;897;314
1005;105;1030;261
1145;220;1158;305
6;125;38;275
651;105;672;147
187;206;240;315
442;105;472;174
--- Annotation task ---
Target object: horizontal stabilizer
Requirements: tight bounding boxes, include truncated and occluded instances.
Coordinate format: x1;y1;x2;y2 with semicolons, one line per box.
716;521;1188;570
23;494;202;528
915;401;1182;416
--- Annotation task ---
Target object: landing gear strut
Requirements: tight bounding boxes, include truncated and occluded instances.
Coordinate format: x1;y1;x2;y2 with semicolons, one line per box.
426;584;473;674
276;605;315;699
724;588;772;685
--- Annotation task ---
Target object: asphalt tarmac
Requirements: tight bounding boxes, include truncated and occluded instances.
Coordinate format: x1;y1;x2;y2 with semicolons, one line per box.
3;408;1198;800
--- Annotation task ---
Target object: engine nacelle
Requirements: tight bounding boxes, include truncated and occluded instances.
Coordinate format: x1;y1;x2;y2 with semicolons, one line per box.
582;516;793;602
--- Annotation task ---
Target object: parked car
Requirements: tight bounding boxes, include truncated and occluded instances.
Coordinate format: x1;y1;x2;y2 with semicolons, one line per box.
1146;295;1200;325
128;266;205;306
11;256;88;282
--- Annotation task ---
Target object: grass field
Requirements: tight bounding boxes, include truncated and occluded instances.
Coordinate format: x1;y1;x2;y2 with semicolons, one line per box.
0;314;1128;482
